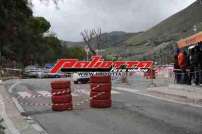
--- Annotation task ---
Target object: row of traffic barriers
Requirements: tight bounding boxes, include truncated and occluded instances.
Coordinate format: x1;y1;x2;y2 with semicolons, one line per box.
50;75;112;111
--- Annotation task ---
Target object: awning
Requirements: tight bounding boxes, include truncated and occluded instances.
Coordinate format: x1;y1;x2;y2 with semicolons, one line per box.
177;32;202;48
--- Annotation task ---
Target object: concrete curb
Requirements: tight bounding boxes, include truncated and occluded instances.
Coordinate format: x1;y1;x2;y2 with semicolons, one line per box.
12;97;48;134
168;84;202;91
0;94;21;134
147;85;202;106
1;82;48;134
148;90;188;99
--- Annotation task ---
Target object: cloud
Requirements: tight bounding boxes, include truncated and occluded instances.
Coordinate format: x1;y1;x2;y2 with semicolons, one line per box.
32;0;196;41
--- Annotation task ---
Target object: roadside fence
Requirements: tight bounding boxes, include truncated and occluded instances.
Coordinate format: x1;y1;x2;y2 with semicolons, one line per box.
114;66;202;88
151;67;202;88
0;68;22;81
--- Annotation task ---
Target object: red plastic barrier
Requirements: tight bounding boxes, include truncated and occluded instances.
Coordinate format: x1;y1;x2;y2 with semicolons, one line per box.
90;75;112;108
90;75;111;83
51;80;71;89
51;80;73;111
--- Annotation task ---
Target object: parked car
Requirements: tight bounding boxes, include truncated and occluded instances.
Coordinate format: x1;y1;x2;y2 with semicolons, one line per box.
45;72;66;78
23;65;67;79
44;63;67;78
44;63;54;69
23;66;46;78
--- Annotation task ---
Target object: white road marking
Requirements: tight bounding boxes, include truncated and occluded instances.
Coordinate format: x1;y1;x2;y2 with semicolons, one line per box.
136;92;202;108
37;91;51;97
0;94;21;134
79;90;89;95
12;97;25;113
72;93;79;96
113;86;202;108
8;81;21;93
17;92;31;98
5;82;48;134
74;89;120;95
111;90;120;94
15;88;121;99
113;87;139;93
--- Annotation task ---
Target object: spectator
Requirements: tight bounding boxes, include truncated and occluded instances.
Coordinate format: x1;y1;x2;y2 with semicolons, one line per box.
199;44;202;84
188;47;194;85
193;46;200;85
178;49;187;84
189;46;200;85
183;51;190;84
174;48;180;83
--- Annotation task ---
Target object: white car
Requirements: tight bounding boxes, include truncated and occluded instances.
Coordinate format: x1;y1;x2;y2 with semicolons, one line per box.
72;73;90;84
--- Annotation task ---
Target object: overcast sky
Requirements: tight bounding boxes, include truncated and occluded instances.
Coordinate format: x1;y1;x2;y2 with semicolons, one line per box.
32;0;196;41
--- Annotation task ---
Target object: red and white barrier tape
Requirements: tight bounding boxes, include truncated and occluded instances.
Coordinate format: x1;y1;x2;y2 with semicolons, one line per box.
0;84;109;108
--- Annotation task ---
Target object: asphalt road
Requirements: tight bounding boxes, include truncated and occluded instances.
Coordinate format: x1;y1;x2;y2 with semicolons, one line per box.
4;78;202;134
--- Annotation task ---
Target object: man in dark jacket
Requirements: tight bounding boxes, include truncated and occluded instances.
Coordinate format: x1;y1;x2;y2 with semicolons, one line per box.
190;46;200;85
183;51;190;84
199;44;202;84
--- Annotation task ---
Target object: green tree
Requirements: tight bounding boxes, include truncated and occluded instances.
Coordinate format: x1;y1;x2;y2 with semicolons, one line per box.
44;35;62;62
28;17;51;34
0;0;32;66
0;0;67;67
66;47;86;60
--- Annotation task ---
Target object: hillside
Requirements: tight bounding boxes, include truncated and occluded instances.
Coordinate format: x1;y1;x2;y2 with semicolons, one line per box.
62;31;135;49
106;0;202;63
127;0;202;45
63;1;202;64
62;41;84;48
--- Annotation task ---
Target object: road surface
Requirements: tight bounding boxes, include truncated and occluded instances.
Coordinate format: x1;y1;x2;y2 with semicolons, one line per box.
3;78;202;134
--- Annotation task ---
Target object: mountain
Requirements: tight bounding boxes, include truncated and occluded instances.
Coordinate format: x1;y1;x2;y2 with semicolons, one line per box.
127;0;202;46
61;41;84;48
106;0;202;63
62;31;135;49
62;0;202;63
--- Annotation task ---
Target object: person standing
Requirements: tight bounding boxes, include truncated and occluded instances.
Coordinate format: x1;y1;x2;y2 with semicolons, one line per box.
193;46;200;85
174;48;180;84
188;48;194;85
178;49;187;84
199;45;202;84
184;51;190;85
